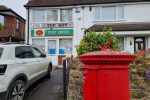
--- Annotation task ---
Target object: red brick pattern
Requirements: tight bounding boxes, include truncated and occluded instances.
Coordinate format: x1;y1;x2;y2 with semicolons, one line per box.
0;15;25;42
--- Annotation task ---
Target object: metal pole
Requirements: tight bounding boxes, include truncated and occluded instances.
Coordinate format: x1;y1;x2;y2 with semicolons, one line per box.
63;60;66;100
27;7;29;44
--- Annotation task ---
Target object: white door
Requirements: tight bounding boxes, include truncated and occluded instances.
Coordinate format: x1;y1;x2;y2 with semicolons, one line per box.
45;39;58;66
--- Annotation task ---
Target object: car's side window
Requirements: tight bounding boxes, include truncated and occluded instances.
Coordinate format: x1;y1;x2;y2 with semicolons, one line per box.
15;47;34;58
30;47;42;58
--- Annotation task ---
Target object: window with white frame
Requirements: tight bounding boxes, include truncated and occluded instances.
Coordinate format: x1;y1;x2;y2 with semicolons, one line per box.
60;9;72;22
59;39;72;54
94;6;124;21
33;9;72;22
32;39;45;53
47;10;58;22
0;15;5;27
117;37;124;51
33;10;45;22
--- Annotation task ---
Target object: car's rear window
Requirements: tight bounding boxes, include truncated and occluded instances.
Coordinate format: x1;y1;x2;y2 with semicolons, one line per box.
0;47;3;58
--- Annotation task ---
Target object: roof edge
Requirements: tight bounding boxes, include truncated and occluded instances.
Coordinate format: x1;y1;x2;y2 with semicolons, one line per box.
0;9;26;22
24;0;150;7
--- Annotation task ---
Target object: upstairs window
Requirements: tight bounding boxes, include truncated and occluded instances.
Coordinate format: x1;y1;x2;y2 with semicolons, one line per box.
16;19;19;30
94;6;124;21
60;9;72;22
102;7;116;20
33;9;72;22
33;10;45;22
118;6;124;19
47;10;58;22
0;15;5;27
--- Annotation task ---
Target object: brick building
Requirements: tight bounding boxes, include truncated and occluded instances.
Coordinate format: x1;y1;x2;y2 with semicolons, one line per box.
0;5;25;43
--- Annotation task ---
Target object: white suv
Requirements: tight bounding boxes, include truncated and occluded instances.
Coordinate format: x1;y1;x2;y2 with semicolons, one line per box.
0;43;52;100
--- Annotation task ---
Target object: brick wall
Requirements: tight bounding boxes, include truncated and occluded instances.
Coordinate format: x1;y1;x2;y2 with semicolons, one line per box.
0;14;25;41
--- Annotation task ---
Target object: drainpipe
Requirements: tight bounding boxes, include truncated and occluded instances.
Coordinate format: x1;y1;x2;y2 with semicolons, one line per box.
27;7;29;44
9;36;11;42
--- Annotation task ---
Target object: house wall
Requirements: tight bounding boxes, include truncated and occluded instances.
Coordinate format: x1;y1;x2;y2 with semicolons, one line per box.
72;3;150;56
26;2;150;59
0;15;25;41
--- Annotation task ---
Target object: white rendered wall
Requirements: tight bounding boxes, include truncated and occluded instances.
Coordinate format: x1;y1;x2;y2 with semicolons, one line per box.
126;36;134;54
25;2;150;57
125;4;150;22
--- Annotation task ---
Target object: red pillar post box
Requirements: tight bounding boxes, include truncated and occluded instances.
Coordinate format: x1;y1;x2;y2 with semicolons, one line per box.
79;40;135;100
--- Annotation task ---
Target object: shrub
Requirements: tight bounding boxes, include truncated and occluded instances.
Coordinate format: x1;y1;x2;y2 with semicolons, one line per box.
130;50;150;76
76;25;121;56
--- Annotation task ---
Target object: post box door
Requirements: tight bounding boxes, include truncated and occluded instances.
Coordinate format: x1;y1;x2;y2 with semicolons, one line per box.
83;69;97;100
97;69;130;100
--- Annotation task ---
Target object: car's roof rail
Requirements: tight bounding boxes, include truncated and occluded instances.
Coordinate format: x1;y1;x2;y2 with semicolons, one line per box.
3;42;30;45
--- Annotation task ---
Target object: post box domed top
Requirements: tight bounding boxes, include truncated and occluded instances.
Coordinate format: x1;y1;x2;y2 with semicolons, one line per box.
79;39;136;65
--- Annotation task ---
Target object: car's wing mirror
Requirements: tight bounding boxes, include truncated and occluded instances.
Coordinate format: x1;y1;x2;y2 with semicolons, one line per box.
41;54;46;58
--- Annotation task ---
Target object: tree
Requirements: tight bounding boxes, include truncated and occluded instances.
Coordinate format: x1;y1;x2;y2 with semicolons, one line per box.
76;25;121;56
0;22;3;31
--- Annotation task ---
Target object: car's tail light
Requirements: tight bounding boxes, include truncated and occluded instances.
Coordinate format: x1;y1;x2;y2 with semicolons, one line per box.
0;65;7;75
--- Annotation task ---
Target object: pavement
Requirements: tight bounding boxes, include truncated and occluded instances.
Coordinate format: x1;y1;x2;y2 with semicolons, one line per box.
23;68;64;100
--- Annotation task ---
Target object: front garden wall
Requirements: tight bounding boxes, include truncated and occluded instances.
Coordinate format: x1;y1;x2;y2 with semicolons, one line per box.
67;57;150;100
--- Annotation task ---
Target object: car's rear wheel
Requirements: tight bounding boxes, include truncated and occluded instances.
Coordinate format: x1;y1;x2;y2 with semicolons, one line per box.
7;80;25;100
45;65;51;79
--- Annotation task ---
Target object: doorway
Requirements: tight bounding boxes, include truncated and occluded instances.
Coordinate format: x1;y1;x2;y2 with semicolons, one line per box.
46;39;59;66
134;37;145;53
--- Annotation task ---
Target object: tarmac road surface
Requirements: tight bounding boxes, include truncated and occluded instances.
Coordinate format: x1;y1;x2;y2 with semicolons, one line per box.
23;68;64;100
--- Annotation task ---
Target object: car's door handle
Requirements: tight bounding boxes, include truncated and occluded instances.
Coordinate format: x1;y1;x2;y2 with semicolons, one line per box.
37;60;40;62
22;61;27;64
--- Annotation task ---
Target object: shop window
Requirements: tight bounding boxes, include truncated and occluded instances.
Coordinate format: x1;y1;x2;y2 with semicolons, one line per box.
33;10;45;22
117;37;124;51
47;10;58;22
32;39;45;53
59;39;72;54
94;6;124;21
16;19;19;30
0;15;5;27
60;9;72;22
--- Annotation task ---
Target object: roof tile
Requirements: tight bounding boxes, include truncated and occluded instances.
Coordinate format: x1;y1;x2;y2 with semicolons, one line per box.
25;0;150;7
87;23;150;31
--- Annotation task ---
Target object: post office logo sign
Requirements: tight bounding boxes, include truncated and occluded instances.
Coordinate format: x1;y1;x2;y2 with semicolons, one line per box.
36;30;43;36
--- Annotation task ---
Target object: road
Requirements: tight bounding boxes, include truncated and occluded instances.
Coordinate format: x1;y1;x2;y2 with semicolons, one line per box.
23;69;64;100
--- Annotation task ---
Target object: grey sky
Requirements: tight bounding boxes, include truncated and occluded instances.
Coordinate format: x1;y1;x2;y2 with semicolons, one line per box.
0;0;28;19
